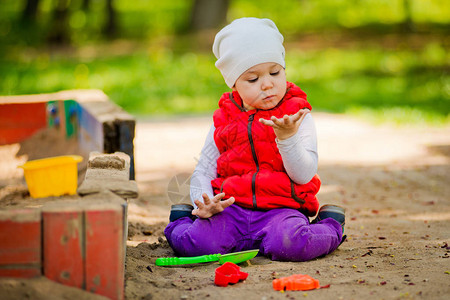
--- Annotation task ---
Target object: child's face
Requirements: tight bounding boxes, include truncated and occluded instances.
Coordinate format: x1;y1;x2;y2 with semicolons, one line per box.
233;62;287;111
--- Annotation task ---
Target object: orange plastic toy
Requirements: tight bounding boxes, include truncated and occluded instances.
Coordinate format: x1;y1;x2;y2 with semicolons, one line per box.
272;274;320;291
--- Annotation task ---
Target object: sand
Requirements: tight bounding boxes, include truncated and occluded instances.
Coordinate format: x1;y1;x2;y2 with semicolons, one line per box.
1;113;449;300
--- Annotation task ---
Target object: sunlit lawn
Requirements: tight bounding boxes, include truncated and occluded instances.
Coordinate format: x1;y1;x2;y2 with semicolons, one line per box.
1;40;449;125
1;0;449;125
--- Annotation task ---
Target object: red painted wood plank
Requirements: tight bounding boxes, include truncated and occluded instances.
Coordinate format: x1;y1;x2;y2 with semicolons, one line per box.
0;209;41;278
0;267;41;278
0;209;41;266
0;103;47;144
85;203;124;300
42;204;84;288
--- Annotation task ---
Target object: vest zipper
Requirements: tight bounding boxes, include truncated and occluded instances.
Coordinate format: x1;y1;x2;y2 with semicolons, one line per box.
247;113;259;209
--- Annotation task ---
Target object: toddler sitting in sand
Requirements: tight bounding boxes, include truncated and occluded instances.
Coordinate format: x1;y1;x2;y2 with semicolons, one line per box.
165;17;345;261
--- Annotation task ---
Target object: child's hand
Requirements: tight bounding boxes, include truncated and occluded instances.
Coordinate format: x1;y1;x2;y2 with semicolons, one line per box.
259;108;310;140
192;193;235;219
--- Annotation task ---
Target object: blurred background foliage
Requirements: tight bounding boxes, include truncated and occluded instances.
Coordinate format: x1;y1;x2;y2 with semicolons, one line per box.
1;0;449;125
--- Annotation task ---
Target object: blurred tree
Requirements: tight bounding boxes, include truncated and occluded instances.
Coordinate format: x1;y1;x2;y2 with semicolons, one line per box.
47;0;71;45
40;0;118;45
103;0;118;38
21;0;40;24
82;0;90;11
190;0;229;31
401;0;415;32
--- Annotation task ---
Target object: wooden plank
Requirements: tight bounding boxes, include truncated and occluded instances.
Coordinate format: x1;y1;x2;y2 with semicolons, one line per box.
0;209;41;278
0;102;47;145
77;102;104;156
85;203;124;300
118;120;135;180
42;203;84;288
0;266;41;278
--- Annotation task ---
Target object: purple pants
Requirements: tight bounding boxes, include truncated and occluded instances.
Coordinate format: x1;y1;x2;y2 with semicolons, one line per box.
164;204;343;262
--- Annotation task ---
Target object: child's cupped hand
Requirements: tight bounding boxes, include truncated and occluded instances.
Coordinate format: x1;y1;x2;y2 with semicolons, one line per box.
192;193;235;219
259;108;310;140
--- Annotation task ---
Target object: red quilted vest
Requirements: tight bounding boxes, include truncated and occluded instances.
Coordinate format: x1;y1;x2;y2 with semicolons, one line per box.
212;82;321;216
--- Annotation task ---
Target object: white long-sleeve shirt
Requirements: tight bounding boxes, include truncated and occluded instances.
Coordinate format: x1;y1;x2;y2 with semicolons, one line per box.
190;113;318;205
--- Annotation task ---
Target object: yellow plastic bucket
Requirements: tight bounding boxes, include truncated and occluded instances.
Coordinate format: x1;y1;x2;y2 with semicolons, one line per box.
19;155;83;198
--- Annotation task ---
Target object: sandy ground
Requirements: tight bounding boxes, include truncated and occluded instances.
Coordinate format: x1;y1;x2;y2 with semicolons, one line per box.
1;113;450;300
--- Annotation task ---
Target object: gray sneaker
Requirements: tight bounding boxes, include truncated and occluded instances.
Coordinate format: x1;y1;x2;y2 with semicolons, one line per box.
311;204;346;246
311;204;345;229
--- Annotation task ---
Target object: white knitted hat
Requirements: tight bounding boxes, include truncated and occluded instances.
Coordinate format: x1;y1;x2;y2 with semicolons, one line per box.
212;17;285;88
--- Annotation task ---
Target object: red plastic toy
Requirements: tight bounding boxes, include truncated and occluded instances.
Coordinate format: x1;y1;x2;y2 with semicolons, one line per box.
272;274;320;291
214;262;248;287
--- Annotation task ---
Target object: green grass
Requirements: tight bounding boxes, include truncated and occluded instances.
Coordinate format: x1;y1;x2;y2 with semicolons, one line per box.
1;0;448;125
286;43;449;125
1;40;448;125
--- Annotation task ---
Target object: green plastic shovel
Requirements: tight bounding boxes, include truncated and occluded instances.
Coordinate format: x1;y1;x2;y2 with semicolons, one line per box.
155;249;259;266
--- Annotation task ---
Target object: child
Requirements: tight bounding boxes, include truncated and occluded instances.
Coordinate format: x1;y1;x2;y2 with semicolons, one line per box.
164;17;345;262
